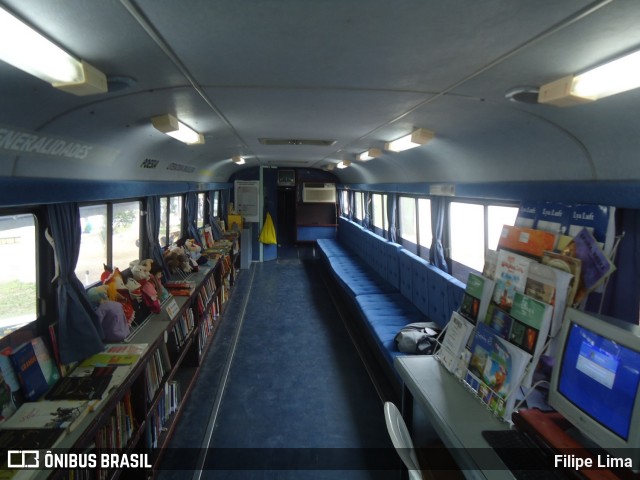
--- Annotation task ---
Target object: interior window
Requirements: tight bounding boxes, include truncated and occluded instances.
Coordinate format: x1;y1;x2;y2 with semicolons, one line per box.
418;198;432;252
77;205;108;286
0;213;37;338
112;201;141;271
450;202;485;273
399;197;417;244
197;192;206;227
159;197;169;247
372;194;384;231
354;192;363;221
488;205;519;250
169;196;183;245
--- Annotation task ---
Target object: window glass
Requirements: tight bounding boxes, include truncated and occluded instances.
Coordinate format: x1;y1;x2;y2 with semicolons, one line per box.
418;198;432;250
212;191;220;219
0;214;37;338
354;192;363;221
340;190;349;216
399;197;416;244
169;196;182;245
488;205;519;250
77;205;107;286
450;202;484;272
197;193;206;227
112;201;140;271
372;194;384;230
159;197;169;247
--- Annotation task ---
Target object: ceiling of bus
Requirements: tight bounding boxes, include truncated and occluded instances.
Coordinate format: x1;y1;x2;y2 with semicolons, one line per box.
1;0;639;186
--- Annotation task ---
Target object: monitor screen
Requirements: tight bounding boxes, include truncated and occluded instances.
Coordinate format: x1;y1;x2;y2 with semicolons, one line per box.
557;322;640;440
549;308;640;468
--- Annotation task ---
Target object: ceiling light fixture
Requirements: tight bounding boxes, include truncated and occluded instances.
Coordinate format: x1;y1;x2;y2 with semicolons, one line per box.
384;128;435;152
538;49;640;107
232;155;245;165
0;6;107;95
336;160;351;169
151;114;204;145
357;148;382;161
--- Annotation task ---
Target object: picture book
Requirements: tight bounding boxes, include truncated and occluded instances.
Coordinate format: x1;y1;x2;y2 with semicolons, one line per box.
465;322;531;420
9;337;60;402
104;343;148;356
459;273;494;325
79;353;140;368
565;204;615;256
45;375;112;401
497;225;557;259
562;227;616;305
525;261;574;338
0;400;90;432
438;312;474;375
508;292;553;387
483;303;514;340
541;251;582;309
0;348;23;420
492;250;531;311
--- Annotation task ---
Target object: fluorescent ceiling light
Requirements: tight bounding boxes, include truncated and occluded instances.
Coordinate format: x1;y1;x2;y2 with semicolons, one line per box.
232;155;245;165
151;114;204;145
384;128;435;152
357;148;382;161
336;160;351;169
539;49;640;106
0;6;107;95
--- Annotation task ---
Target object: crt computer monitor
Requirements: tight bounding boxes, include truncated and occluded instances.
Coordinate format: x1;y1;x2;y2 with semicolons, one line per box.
548;308;640;471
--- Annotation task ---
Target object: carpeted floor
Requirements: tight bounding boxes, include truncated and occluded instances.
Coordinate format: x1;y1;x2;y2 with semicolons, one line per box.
157;252;400;479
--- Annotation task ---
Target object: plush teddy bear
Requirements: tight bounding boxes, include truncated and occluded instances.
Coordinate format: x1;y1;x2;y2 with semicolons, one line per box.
163;246;191;275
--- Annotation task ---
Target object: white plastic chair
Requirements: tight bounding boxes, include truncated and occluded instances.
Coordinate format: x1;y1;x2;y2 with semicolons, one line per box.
384;401;424;480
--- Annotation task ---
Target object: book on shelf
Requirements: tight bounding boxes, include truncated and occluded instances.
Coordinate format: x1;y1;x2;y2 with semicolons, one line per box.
459;273;495;325
497;225;557;259
464;322;532;421
104;343;148;356
45;375;112;401
0;348;23;421
0;399;91;433
525;261;573;338
541;251;582;310
562;227;616;306
491;250;532;311
9;337;60;402
79;353;140;368
438;311;475;377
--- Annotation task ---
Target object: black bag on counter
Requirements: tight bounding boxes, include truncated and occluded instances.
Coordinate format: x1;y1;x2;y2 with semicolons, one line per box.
394;322;442;354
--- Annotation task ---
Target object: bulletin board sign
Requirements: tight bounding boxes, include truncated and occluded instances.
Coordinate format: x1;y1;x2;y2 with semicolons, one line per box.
234;180;259;222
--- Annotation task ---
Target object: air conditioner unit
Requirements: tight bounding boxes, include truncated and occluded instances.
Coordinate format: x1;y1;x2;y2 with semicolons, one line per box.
302;183;336;203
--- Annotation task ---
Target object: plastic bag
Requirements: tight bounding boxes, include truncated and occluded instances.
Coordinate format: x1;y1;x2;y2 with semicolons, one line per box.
394;322;441;354
258;212;277;244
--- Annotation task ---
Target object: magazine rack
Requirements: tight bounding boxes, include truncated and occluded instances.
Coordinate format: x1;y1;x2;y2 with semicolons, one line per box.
433;316;535;424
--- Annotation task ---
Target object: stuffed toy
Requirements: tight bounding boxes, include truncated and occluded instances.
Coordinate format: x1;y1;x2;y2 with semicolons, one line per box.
184;238;207;265
130;260;161;314
125;277;142;302
102;267;136;325
87;284;109;308
149;261;171;303
163;246;191;275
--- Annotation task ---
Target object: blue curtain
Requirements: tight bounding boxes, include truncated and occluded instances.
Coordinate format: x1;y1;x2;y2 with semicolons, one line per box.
337;189;345;218
599;209;639;323
47;203;104;363
387;193;398;242
146;196;169;279
348;190;355;221
184;192;200;240
208;191;223;240
363;192;372;230
429;197;449;273
221;189;230;225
